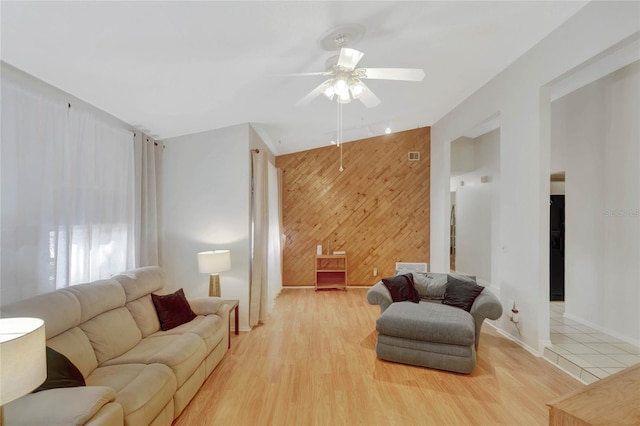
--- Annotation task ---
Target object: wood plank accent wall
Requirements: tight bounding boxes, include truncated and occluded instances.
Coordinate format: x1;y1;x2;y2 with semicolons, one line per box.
276;127;430;286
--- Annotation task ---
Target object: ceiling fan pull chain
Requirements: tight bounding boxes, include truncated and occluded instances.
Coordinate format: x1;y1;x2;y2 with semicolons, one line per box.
336;101;340;148
339;102;344;172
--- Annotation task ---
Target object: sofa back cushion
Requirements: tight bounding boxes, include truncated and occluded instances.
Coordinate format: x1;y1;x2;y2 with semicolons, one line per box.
113;266;165;302
113;266;165;337
0;289;81;340
80;307;142;365
64;279;126;323
47;327;99;378
412;272;477;300
126;295;161;337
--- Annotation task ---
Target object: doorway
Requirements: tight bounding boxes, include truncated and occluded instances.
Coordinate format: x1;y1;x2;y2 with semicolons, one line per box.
549;194;565;301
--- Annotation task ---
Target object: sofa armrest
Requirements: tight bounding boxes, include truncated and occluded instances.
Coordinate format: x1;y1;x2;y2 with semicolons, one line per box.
470;288;503;321
367;281;393;314
469;287;503;348
4;386;119;426
189;297;223;315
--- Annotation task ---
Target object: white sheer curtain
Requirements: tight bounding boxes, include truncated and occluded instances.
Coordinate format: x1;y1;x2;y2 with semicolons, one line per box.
134;132;163;267
1;80;135;304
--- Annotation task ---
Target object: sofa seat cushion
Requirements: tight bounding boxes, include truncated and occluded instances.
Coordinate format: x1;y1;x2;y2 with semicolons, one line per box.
87;363;176;426
376;301;475;347
154;315;225;352
102;333;206;387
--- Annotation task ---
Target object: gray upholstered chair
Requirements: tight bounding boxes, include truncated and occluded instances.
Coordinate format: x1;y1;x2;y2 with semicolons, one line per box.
367;272;503;373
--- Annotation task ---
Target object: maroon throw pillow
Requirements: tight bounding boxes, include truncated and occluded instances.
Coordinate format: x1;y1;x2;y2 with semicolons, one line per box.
151;288;197;331
382;274;420;303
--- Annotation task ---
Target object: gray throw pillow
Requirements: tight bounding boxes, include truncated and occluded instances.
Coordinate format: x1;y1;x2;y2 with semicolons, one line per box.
411;272;448;299
442;275;484;312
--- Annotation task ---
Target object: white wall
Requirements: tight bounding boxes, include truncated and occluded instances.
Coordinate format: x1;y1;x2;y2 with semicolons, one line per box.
450;129;500;286
162;123;277;331
450;137;476;178
552;62;640;344
162;124;252;330
431;1;640;353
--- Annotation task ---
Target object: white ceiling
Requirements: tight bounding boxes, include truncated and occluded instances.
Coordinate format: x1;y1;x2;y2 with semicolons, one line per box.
0;1;588;155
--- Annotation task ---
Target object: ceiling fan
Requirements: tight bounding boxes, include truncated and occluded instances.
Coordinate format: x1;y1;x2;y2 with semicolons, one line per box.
293;46;425;108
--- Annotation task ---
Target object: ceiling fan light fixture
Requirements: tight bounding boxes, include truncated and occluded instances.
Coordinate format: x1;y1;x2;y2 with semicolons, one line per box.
334;78;349;94
349;80;364;98
337;91;351;103
323;84;335;99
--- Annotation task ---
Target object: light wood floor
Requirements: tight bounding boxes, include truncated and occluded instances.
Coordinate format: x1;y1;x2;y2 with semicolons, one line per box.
173;288;583;426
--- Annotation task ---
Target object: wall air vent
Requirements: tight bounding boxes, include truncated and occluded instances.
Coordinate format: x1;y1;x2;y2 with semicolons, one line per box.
408;151;420;161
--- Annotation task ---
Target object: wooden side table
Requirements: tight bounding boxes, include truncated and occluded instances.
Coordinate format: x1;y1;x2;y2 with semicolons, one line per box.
547;363;640;425
315;254;347;291
222;299;239;349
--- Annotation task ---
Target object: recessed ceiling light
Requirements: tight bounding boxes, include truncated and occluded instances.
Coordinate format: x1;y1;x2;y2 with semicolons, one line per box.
385;127;392;134
330;140;336;145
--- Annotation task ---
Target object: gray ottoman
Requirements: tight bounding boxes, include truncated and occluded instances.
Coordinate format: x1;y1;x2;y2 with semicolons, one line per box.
375;301;477;373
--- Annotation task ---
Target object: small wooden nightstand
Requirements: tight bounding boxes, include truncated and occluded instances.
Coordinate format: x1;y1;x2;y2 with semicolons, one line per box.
315;254;347;291
221;299;239;348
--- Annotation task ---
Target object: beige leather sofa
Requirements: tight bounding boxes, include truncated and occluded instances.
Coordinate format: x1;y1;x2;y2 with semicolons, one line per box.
1;266;231;425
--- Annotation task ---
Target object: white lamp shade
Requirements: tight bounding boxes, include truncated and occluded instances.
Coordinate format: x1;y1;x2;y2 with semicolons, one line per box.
0;317;46;405
197;250;231;274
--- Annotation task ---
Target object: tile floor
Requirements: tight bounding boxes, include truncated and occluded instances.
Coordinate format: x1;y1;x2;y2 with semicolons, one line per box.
544;302;640;384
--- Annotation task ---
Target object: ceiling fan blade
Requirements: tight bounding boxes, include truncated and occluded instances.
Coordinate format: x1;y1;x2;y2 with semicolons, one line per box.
357;82;381;108
279;72;327;77
337;48;364;69
361;68;425;81
295;81;330;107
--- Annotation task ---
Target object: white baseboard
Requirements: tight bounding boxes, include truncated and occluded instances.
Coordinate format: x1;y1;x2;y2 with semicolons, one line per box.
487;322;542;357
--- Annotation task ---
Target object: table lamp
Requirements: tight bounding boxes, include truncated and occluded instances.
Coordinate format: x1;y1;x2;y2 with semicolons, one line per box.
197;250;231;297
0;317;47;426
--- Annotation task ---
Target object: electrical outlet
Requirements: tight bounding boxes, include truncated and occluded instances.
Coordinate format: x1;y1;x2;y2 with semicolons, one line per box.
510;308;520;324
373;268;377;277
508;300;519;324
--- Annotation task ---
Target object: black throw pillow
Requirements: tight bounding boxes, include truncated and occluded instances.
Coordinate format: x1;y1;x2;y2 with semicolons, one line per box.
151;288;197;331
33;347;86;393
442;275;485;312
382;274;420;303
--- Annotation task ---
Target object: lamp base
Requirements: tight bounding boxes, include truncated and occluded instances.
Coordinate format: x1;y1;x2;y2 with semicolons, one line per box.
209;274;221;297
